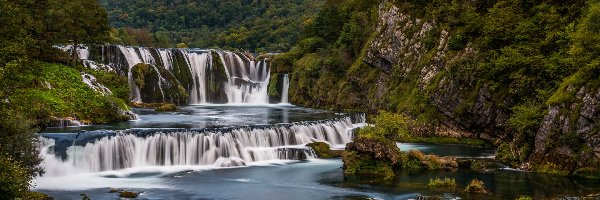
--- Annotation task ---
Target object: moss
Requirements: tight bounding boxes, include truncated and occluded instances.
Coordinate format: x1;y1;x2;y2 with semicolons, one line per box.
306;142;341;158
268;73;280;97
533;162;570;176
427;177;457;189
155;103;177;112
464;178;487;193
131;63;188;104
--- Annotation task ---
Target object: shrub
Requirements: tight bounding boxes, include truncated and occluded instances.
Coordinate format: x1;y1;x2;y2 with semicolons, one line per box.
0;156;31;199
427;177;457;189
464;178;487;193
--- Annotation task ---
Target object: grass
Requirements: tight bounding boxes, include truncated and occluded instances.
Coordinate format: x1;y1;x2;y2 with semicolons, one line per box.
427;177;457;189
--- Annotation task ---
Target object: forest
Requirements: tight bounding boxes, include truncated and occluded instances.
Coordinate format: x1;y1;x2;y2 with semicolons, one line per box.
101;0;323;52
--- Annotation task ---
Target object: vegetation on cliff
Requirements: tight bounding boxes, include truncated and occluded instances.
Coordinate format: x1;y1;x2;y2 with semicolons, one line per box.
280;0;600;176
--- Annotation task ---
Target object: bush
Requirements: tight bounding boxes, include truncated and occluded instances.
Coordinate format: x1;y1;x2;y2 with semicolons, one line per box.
0;156;31;199
464;178;487;193
427;177;457;189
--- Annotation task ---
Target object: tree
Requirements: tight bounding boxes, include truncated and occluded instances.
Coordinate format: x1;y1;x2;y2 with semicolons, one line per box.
46;0;110;65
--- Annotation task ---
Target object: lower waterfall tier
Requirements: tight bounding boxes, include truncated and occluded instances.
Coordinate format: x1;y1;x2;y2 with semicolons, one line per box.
40;114;365;176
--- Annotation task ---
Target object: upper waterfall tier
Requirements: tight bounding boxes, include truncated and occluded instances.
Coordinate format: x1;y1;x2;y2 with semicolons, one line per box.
74;45;288;104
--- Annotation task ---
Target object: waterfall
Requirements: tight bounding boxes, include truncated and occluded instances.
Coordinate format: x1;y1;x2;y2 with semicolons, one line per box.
40;115;365;175
219;52;270;104
75;45;281;104
183;50;211;104
281;74;289;104
117;46;144;102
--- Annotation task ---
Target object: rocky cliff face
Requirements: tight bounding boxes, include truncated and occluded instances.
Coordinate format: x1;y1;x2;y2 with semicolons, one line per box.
360;1;600;173
532;86;600;174
363;2;509;139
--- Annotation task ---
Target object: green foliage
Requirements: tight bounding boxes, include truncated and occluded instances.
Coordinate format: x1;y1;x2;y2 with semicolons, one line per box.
101;0;323;52
372;110;412;139
7;62;131;124
508;102;545;136
0;156;30;200
0;111;43;177
427;177;457;189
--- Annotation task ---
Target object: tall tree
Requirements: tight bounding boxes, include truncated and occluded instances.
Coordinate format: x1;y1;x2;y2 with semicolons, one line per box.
46;0;110;64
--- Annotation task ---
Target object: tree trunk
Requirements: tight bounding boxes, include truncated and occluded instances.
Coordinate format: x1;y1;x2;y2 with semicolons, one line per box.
72;41;79;66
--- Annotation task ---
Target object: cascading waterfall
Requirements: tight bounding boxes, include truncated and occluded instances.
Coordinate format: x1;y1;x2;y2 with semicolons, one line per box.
75;45;283;104
218;52;270;104
117;46;144;102
40;115;365;176
183;51;211;104
281;74;289;104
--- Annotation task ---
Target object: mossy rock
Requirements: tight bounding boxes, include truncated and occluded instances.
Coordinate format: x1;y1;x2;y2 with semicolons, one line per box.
573;167;600;179
131;63;188;105
458;159;503;172
155;103;177;112
306;142;341;158
118;191;139;198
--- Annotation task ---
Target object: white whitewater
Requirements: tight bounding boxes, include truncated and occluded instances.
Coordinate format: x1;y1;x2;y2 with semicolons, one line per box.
281;74;289;103
39;116;364;176
183;50;211;104
117;46;144;102
219;52;270;104
81;73;112;96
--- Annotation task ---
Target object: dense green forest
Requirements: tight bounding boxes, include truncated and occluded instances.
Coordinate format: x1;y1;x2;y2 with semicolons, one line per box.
101;0;323;52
